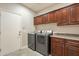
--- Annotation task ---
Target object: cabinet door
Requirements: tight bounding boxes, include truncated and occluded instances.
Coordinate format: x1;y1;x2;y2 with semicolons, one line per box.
37;16;43;24
69;4;79;24
69;4;77;24
55;10;62;25
51;37;64;56
75;4;79;24
57;7;70;26
65;45;79;56
52;44;64;56
64;39;79;56
42;14;48;24
61;7;70;25
48;12;56;23
34;16;42;25
34;17;38;25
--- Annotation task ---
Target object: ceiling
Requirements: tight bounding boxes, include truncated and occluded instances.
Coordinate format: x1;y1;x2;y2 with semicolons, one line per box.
22;3;57;13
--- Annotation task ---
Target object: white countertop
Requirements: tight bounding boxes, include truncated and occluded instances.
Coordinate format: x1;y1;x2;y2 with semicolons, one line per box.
50;33;79;40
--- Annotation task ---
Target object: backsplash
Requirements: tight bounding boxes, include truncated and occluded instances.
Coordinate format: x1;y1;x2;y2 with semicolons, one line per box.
35;23;79;34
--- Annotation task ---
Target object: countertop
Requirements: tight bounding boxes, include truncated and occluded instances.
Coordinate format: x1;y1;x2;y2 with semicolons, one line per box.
50;33;79;40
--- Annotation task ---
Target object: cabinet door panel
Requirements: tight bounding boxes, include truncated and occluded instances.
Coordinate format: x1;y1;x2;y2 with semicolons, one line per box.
52;45;64;56
51;37;64;56
65;39;79;56
69;5;76;24
34;17;38;25
57;7;70;26
65;45;79;56
69;4;79;24
42;14;48;24
75;4;79;24
48;12;56;23
37;16;43;24
61;8;70;25
56;10;62;25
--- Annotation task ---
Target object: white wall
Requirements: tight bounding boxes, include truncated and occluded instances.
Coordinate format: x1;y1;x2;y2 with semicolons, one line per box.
0;3;36;50
0;13;1;49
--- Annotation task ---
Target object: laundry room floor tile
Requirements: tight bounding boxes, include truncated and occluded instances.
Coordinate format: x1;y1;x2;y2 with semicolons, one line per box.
5;48;42;56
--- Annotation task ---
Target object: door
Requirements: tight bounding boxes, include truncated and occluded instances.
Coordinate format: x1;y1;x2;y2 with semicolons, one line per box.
1;11;21;55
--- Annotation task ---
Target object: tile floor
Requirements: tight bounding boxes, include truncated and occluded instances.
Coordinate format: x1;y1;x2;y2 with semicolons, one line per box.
5;48;42;56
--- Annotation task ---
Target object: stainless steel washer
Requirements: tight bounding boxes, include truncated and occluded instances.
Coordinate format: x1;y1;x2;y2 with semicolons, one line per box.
36;33;51;56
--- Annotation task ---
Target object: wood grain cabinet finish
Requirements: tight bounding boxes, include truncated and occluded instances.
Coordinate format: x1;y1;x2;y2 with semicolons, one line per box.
34;16;43;25
62;7;70;25
48;11;56;23
51;37;79;56
69;4;77;24
64;40;79;56
74;4;79;24
51;37;65;56
34;3;79;25
56;4;79;25
42;14;48;24
57;7;70;26
34;17;38;25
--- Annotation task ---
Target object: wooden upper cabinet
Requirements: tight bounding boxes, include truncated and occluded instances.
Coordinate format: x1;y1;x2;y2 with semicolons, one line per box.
34;17;38;25
69;4;78;24
34;16;43;25
57;7;70;26
34;4;79;25
48;11;56;23
61;7;70;25
38;16;43;24
68;4;79;25
74;4;79;24
42;14;48;24
55;10;62;26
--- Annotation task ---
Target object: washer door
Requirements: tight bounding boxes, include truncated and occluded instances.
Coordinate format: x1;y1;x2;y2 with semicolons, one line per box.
36;34;49;56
